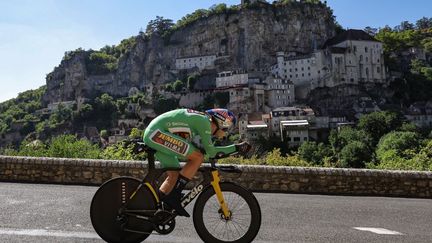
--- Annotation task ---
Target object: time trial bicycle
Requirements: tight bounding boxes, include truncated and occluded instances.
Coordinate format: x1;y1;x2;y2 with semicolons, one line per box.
90;141;261;243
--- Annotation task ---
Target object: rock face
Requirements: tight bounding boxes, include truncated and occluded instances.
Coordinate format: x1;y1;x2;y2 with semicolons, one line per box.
43;2;337;104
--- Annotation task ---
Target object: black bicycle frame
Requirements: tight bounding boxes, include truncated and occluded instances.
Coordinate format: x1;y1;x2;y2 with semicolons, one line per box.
121;146;241;225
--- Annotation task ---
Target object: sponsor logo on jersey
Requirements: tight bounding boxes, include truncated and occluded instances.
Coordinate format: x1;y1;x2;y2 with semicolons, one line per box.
166;122;188;127
150;130;189;155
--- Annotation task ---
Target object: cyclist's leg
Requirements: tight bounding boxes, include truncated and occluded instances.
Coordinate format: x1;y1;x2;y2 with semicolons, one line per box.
154;151;179;193
144;129;201;216
182;151;204;179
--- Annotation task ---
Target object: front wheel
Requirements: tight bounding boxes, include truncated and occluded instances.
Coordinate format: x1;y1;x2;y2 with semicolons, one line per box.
193;182;261;243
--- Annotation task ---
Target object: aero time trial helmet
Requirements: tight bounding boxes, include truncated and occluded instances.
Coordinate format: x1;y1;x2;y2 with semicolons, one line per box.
206;108;236;132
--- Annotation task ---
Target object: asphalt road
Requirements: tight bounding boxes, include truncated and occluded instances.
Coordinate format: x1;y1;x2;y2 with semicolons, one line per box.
0;182;430;243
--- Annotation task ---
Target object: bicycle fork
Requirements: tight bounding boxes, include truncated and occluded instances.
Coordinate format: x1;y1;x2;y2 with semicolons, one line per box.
210;170;231;219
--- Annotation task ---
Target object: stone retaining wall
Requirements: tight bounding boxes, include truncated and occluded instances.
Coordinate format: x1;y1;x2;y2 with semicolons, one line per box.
0;156;431;198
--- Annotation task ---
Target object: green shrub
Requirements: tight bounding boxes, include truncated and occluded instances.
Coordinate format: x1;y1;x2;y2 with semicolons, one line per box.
339;141;371;168
298;141;332;166
46;135;100;159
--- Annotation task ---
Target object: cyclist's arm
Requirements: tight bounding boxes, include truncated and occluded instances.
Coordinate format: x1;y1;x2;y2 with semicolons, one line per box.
196;117;236;158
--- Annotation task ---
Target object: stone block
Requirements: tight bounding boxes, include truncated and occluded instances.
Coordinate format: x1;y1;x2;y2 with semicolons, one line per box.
289;182;300;191
83;171;93;179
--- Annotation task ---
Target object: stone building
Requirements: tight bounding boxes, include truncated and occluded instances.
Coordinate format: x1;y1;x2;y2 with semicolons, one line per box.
264;76;295;109
238;113;270;141
272;29;387;99
270;107;315;139
216;70;249;88
404;102;432;128
175;55;217;70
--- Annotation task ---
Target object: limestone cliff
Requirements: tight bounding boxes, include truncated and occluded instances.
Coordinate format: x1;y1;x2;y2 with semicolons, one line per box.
43;2;337;104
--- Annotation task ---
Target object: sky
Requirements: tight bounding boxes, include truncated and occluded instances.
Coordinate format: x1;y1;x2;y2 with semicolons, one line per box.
1;0;431;103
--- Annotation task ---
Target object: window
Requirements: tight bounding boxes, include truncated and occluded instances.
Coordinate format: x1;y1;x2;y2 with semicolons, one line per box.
360;55;363;62
301;67;304;71
304;137;308;141
354;46;357;52
366;68;369;76
294;137;300;142
377;67;381;73
365;47;368;53
366;57;369;62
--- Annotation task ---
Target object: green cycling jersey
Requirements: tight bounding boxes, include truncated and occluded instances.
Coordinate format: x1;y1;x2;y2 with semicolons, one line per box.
143;109;236;168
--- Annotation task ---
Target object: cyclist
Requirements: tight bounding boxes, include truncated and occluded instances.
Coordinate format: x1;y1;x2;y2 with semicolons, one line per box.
143;108;250;217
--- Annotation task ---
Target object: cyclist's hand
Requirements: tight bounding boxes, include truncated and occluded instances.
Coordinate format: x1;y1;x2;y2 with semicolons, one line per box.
235;141;251;155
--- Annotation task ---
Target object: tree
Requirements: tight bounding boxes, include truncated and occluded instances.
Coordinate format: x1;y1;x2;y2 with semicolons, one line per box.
357;111;403;145
116;99;128;114
329;127;372;154
210;3;228;14
100;130;109;140
410;59;427;73
416;17;432;30
173;80;184;92
47;135;100;159
153;95;179;115
364;26;378;36
339;141;371;168
422;37;432;53
86;51;118;75
298;141;332;166
146;16;174;36
129;128;143;139
94;93;118;127
187;74;198;91
394;21;415;32
376;131;421;161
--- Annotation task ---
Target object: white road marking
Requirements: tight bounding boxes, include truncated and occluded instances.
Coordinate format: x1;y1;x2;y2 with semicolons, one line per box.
353;227;404;235
0;228;100;239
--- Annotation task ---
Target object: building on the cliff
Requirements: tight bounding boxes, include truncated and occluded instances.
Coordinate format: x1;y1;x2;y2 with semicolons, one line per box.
238;113;270;140
264;75;295;109
216;70;249;88
403;102;432;128
217;69;295;114
175;54;217;71
272;29;387;99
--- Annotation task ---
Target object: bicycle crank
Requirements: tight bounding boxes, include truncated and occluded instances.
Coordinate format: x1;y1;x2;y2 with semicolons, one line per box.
154;210;176;235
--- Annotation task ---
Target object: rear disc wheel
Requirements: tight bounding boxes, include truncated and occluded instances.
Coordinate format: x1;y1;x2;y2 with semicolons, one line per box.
90;177;157;243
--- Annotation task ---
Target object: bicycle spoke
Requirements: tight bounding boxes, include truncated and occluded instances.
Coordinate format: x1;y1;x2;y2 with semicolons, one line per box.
203;191;254;241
